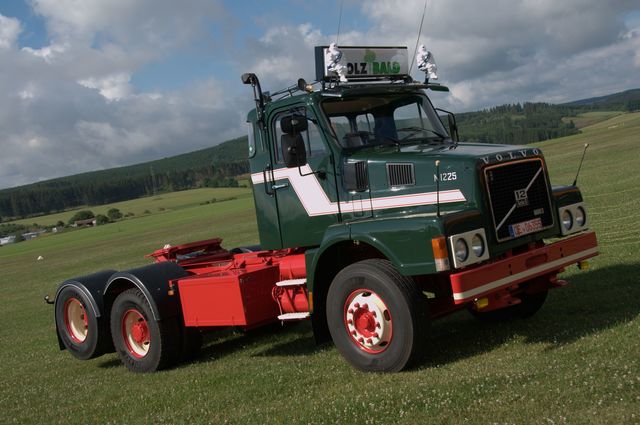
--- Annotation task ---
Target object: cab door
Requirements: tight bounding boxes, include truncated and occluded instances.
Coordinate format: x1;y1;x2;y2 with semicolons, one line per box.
248;120;282;249
269;106;340;248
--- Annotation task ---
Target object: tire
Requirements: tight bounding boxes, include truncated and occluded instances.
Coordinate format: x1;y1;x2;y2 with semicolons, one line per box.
55;286;110;360
469;290;548;322
110;288;181;373
326;259;429;372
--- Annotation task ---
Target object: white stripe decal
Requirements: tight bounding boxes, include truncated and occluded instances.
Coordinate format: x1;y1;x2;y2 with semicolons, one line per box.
452;246;599;301
251;165;466;217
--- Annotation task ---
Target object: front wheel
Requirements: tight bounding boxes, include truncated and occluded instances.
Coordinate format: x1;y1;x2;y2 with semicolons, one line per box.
326;259;429;372
110;288;181;373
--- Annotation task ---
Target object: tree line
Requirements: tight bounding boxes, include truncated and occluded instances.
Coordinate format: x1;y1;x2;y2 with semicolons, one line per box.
0;161;248;220
455;102;581;144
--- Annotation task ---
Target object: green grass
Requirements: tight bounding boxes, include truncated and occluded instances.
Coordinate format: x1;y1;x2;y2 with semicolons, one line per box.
562;110;624;129
1;114;639;424
8;187;252;227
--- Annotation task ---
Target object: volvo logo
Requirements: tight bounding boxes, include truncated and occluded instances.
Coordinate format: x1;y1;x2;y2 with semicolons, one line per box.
514;189;529;207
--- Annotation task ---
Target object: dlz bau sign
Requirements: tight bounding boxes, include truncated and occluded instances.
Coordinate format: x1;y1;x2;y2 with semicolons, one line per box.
315;46;409;81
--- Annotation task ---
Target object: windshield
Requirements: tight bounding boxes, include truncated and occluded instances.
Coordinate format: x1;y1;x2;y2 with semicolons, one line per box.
322;93;450;148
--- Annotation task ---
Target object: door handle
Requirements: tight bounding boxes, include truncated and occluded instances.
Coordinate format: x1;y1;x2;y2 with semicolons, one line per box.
272;183;289;190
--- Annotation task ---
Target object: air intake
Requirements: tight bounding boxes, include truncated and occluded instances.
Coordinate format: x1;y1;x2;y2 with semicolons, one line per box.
387;163;415;187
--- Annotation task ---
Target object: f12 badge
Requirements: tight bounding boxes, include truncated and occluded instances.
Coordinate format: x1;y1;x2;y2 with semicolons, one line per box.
514;189;529;207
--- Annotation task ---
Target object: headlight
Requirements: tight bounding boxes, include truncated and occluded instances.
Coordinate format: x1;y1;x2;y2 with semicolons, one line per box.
454;238;468;262
575;206;586;227
471;233;485;257
561;210;573;230
448;228;489;269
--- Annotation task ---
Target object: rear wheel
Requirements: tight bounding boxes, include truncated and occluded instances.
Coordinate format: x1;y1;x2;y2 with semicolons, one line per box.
469;290;548;322
326;259;429;372
55;286;110;360
110;288;181;373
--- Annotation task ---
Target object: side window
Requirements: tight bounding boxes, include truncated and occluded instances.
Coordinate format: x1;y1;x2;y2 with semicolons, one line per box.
274;108;327;163
355;113;374;133
247;122;256;158
329;116;350;140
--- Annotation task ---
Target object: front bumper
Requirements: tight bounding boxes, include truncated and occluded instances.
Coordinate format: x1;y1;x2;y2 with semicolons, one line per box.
450;231;598;304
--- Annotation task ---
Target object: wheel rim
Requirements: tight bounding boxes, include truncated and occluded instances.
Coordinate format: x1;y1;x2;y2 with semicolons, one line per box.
344;289;393;353
64;298;88;343
122;309;150;358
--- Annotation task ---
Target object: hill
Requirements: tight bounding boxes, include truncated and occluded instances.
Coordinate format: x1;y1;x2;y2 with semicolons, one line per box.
563;88;640;110
0;137;249;220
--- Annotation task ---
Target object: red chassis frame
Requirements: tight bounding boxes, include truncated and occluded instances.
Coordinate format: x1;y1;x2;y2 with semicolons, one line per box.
146;231;598;328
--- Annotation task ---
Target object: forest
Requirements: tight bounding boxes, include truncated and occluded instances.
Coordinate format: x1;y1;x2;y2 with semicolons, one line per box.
0;137;249;220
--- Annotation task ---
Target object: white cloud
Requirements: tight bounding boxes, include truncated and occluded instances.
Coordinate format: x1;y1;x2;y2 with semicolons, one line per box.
78;73;132;101
0;14;21;49
22;42;67;62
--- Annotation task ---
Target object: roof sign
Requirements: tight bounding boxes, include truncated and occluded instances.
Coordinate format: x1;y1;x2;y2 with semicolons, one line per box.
315;46;409;82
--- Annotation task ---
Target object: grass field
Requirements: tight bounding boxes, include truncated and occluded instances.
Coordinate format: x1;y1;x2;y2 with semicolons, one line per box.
9;187;252;227
1;114;639;424
562;111;624;129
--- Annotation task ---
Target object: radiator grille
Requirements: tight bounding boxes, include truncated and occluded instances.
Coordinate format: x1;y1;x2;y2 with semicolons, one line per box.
387;163;415;187
484;159;554;242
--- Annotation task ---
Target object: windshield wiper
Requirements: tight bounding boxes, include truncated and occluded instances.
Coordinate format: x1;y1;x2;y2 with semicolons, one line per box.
396;126;448;142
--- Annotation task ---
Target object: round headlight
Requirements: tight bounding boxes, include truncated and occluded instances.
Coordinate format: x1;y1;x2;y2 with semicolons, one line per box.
471;234;485;257
561;210;573;230
454;238;468;262
575;207;586;227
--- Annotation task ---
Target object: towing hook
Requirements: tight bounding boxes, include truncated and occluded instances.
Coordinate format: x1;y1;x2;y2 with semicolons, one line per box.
44;295;54;305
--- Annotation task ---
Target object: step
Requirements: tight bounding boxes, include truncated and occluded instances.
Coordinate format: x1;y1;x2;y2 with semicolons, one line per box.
277;312;310;321
275;278;307;287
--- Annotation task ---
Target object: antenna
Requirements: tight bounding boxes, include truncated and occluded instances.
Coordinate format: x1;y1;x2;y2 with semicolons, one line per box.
409;0;429;74
435;160;441;217
335;0;344;45
572;143;589;186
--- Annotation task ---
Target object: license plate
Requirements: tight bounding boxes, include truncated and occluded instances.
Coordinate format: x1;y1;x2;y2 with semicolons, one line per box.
509;218;543;237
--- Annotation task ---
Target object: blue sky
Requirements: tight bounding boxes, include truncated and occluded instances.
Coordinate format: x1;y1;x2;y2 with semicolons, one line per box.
1;0;639;188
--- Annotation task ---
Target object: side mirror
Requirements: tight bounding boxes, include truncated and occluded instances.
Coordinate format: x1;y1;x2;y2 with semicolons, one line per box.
281;134;307;168
436;107;459;143
281;114;308;134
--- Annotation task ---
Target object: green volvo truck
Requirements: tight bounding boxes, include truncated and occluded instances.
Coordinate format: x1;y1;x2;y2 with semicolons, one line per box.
51;46;598;373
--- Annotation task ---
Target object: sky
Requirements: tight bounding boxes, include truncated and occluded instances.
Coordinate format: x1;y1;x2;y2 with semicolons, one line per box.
1;0;639;189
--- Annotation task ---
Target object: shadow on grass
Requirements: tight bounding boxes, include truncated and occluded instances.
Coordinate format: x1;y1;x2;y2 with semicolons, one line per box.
180;321;315;368
97;357;123;369
416;263;640;369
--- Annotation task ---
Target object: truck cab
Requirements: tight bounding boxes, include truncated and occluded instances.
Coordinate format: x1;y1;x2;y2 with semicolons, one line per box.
241;46;598;370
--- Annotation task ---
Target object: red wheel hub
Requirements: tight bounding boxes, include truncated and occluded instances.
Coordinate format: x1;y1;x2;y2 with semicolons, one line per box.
122;309;150;358
130;321;148;344
352;304;379;338
344;289;392;353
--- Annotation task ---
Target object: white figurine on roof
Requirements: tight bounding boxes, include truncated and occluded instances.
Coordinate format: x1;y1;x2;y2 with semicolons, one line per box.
326;43;348;83
416;45;437;83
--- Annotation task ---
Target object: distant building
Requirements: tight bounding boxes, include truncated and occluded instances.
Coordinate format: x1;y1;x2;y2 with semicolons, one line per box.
22;230;46;241
0;236;16;246
74;219;97;227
